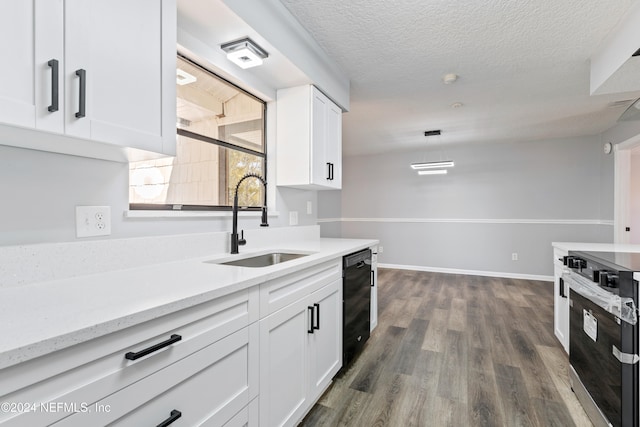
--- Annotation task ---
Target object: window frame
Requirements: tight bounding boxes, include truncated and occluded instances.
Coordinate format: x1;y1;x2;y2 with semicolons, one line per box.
129;55;268;212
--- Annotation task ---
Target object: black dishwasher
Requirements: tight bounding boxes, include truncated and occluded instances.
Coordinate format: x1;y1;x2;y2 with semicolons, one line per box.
343;249;372;368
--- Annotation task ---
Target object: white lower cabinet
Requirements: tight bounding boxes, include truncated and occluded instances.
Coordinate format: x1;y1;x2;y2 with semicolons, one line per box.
553;248;569;354
54;324;258;426
370;247;378;332
259;278;342;427
0;288;258;426
1;256;354;427
307;281;342;402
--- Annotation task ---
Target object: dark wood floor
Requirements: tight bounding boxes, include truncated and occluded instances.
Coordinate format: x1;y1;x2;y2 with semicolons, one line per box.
300;268;592;427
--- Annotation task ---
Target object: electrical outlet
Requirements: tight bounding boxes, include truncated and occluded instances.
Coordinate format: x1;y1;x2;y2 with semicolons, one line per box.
76;206;111;238
378;245;384;254
307;201;313;215
512;252;518;261
289;211;298;226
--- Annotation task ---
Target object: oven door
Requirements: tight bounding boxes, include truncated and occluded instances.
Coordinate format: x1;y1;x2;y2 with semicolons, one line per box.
569;288;623;426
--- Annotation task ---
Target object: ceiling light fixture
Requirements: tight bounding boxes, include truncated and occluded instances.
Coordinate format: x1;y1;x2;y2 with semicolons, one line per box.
221;37;269;69
418;169;447;175
176;69;196;85
411;161;455;170
413;130;454;176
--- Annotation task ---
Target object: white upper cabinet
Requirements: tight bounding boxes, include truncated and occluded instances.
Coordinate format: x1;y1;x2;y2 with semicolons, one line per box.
0;0;176;162
276;85;342;190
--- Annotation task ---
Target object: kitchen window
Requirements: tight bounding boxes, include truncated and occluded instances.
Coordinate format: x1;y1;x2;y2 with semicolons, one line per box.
129;55;266;210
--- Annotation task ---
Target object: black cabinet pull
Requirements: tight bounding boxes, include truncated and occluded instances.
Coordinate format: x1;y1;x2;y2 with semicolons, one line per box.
308;306;315;333
329;163;335;180
371;270;375;287
47;59;59;112
326;162;331;180
313;303;320;330
75;69;86;118
156;410;182;427
125;334;182;360
559;277;566;298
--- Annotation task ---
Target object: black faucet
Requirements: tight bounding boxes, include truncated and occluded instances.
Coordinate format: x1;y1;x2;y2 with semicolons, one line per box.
231;173;269;254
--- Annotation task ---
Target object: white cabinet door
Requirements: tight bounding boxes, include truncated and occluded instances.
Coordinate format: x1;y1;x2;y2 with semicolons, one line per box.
64;0;175;155
311;89;329;186
554;264;569;353
0;0;63;130
308;279;342;402
259;299;310;427
276;85;342;190
370;248;378;332
325;99;342;189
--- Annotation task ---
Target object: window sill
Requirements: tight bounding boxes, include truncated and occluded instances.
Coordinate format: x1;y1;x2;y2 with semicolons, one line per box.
124;210;280;219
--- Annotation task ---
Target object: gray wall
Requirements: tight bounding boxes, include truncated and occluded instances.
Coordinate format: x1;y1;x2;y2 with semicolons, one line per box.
317;190;341;237
321;135;614;277
0;145;317;246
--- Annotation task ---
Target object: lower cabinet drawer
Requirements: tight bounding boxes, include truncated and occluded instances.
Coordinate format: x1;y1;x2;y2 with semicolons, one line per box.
222;398;258;427
53;323;258;427
260;259;341;317
0;288;258;426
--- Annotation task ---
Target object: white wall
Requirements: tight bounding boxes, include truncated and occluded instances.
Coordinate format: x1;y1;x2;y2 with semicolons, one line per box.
0;144;317;246
319;136;614;277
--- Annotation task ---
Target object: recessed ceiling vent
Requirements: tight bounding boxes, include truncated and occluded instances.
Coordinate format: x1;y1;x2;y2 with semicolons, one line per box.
424;130;441;136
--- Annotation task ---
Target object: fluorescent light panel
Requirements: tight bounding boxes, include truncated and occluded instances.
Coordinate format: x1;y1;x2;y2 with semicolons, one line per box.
411;161;454;170
418;169;447;175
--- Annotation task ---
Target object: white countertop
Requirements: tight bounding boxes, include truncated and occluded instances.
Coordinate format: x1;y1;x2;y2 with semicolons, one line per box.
552;242;640;253
0;237;377;370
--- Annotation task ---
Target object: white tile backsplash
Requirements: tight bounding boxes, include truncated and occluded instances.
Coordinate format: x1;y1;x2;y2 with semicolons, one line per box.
0;225;320;288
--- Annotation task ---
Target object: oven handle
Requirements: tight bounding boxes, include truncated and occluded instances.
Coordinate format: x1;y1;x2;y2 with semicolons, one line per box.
612;345;640;365
563;272;638;325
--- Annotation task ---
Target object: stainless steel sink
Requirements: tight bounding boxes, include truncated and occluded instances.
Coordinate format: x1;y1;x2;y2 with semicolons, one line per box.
213;252;310;268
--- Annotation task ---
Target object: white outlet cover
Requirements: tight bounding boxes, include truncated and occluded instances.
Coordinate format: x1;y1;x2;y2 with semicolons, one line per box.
307;201;313;215
289;211;299;226
76;206;112;238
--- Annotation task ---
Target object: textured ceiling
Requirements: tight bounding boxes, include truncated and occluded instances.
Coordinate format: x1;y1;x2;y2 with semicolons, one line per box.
280;0;640;155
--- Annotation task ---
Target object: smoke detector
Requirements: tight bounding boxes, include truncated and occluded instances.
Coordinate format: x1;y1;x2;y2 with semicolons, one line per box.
442;73;458;84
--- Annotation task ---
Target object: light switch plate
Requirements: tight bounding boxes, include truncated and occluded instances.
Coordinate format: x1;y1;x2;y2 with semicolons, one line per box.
76;206;111;238
307;201;313;215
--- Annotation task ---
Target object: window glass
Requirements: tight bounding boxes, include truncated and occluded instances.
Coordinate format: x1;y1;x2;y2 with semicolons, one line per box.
129;56;266;209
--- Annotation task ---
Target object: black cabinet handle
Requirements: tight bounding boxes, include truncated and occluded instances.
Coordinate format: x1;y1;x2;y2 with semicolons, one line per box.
75;69;86;118
371;270;375;287
329;163;334;180
47;59;59;112
326;162;331;180
156;410;182;427
125;334;182;360
313;303;320;330
308;306;315;334
559;277;566;298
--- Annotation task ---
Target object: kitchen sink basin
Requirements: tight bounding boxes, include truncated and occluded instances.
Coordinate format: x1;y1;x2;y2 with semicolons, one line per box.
212;252;310;268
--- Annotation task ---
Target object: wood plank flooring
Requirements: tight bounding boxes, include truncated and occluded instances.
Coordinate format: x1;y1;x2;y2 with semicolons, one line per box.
300;269;593;427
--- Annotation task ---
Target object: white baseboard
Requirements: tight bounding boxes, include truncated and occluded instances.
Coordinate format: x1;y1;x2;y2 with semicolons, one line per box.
378;263;554;282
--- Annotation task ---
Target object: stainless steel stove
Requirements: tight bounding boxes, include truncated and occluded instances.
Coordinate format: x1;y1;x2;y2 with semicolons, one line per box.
564;251;639;427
